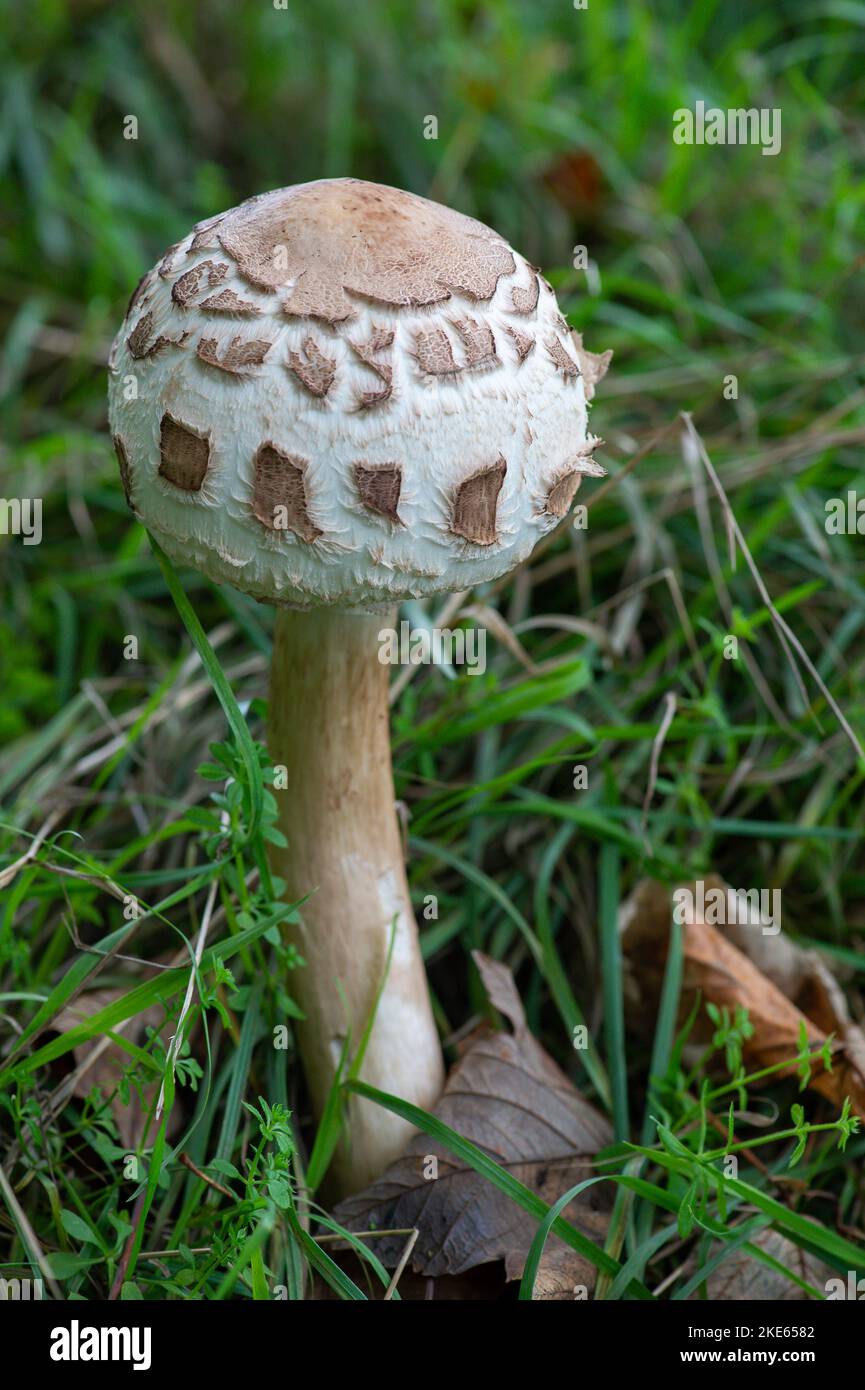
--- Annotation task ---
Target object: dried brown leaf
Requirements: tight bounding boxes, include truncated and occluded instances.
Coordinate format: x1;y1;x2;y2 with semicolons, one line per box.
51;990;176;1149
334;951;611;1294
690;1229;833;1301
621;878;865;1118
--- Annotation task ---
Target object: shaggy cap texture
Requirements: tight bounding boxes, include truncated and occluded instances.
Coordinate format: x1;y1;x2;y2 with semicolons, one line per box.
108;178;610;608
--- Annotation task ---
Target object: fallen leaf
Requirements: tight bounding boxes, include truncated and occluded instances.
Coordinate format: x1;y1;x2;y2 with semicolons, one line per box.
51;990;177;1149
333;951;611;1298
721;888;865;1082
689;1228;833;1301
620;878;865;1119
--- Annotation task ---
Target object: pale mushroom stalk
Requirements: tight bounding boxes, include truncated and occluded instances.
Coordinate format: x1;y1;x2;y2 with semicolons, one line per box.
268;604;443;1193
108;177;611;1196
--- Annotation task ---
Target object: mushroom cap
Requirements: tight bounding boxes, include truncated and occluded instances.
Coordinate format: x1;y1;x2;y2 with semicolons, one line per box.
108;178;610;609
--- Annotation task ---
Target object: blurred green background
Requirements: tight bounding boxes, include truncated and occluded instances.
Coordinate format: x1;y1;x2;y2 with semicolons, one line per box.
1;0;865;1301
3;0;864;738
3;0;863;436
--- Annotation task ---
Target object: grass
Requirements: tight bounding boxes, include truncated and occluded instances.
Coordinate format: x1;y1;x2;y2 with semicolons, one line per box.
1;0;864;1300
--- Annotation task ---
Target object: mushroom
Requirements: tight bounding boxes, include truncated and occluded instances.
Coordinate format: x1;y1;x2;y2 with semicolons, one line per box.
108;177;611;1195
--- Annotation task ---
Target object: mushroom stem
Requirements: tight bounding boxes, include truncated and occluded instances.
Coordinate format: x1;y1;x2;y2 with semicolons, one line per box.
268;605;444;1195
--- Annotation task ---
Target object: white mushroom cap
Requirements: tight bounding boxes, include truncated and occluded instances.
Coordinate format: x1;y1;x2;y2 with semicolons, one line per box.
108;178;610;609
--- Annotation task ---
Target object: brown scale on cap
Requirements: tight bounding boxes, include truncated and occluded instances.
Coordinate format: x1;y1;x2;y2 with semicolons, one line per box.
215;179;515;322
253;444;322;542
280;282;353;327
127;311;189;360
199;288;262;315
451;316;499;370
158;242;184;280
126;313;155;358
287;337;337;398
354;379;393;411
572;447;607;479
353;326;395;358
197;336;273;374
189;214;228;253
571;336;614;401
545;470;582;518
413;326;459;377
349;328;394;375
354;463;402;522
113;435;135;510
171;261;229;307
511;275;539;315
159;415;210;492
504;324;535;363
451;456;507;546
546;335;581;377
350;327;395;408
